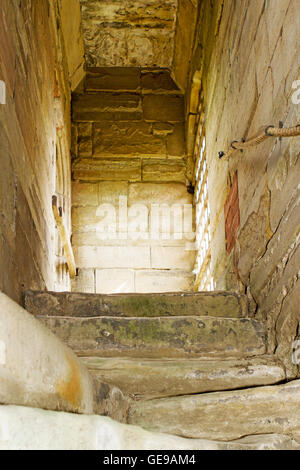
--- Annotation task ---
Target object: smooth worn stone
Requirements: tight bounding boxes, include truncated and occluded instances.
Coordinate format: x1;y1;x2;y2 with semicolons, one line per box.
0;292;94;414
1;405;299;450
36;315;266;359
141;70;180;93
86;67;141;92
128;380;300;441
72;158;141;182
82;355;286;399
143;95;184;122
72;93;142;122
24;291;249;318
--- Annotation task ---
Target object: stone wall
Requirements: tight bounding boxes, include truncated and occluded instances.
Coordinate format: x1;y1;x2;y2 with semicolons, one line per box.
71;68;195;293
187;0;300;374
0;0;74;303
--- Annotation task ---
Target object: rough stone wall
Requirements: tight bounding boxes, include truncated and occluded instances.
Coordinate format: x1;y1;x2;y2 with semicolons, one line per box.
0;0;73;303
187;0;300;374
71;68;195;293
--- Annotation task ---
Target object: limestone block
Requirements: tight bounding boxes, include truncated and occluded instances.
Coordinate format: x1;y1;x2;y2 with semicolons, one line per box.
71;269;95;294
152;122;174;136
96;269;135;294
83;356;286;400
72;181;99;207
24;291;248;319
37;315;266;359
72;158;142;182
126;29;175;68
128;380;300;441
151;247;195;270
74;245;151;269
142;159;186;183
72;93;142;122
93;121;166;157
143;94;184;122
0;292;94;414
135;270;195;293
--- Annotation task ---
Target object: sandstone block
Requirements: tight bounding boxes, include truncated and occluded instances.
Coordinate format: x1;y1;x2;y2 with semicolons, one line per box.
36;315;266;359
93;121;166;157
71;269;95;294
72;93;142;122
143;95;184;122
128;380;300;441
151;247;195;270
24;291;249;319
72;158;141;182
83;356;286;399
72;181;99;207
86;67;140;92
142;160;186;183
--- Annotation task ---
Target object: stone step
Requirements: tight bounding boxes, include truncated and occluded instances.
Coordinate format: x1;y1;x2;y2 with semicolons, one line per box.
36;315;266;359
2;405;300;450
127;380;300;442
81;356;286;400
24;290;248;318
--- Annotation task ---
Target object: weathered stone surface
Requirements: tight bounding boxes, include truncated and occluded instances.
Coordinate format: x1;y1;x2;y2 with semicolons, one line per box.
142;160;186;183
93;121;166;157
141;70;180;93
72;93;142;122
1;405;300;450
0;292;94;414
36;315;266;359
128;182;192;206
92;378;130;422
128;380;300;441
83;356;286;400
79;0;177;68
86;67;140;92
24;291;249;318
72;158;142;182
143;95;184;122
71;269;95;294
72;181;99;207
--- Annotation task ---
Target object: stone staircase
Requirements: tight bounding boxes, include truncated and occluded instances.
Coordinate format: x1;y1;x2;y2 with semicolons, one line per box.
24;290;300;448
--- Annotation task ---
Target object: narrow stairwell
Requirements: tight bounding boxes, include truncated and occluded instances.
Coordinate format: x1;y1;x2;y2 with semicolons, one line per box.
23;289;300;447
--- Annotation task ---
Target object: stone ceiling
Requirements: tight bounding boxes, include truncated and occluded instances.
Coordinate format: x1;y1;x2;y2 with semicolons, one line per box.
79;0;178;68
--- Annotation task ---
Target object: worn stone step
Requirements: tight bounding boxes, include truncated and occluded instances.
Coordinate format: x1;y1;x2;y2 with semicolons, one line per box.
2;405;300;450
36;315;266;359
81;356;286;399
127;380;300;442
25;290;248;318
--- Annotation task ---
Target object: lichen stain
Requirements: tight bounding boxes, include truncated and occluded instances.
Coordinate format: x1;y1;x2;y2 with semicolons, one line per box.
55;354;82;411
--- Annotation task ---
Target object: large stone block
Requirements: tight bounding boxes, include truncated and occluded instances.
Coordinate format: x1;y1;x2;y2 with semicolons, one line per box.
72;158;142;182
36;315;266;359
83;356;286;400
141;70;180;93
134;270;195;293
93;121;166;157
128;380;300;441
86;67;140;92
71;269;95;294
72;181;99;207
24;290;248;319
151;247;195;270
72;93;142;122
143;95;184;122
96;269;135;294
74;245;151;269
142;159;186;183
128;182;192;206
167;123;186;157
